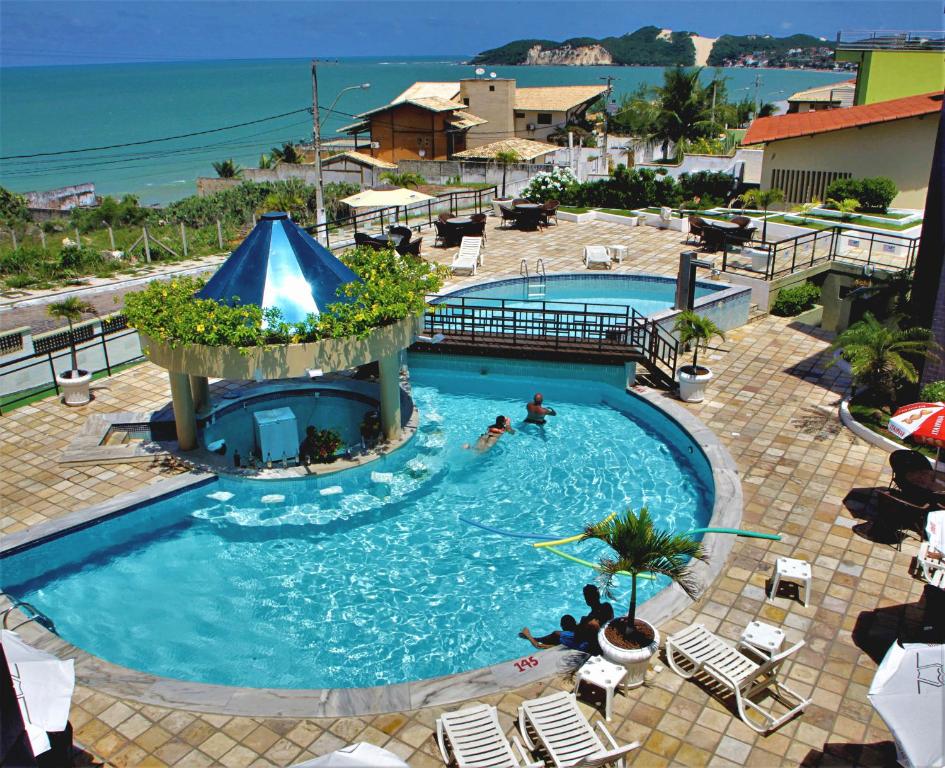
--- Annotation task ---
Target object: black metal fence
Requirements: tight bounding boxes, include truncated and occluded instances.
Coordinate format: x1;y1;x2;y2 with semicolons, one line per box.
308;186;497;249
0;318;143;414
717;225;921;281
425;297;679;379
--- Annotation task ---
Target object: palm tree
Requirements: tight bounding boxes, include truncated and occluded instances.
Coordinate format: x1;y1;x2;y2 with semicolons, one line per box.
270;143;303;165
673;310;725;374
261;181;308;222
829;312;939;407
379;171;426;189
47;297;96;374
737;187;785;242
493;150;521;198
826;197;860;221
258;153;274;169
584;508;705;642
212;159;242;179
646;67;718;160
792;197;822;225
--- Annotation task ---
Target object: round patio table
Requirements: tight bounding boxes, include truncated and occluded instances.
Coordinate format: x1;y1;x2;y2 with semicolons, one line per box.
446;217;473;225
514;204;542;210
904;469;945;496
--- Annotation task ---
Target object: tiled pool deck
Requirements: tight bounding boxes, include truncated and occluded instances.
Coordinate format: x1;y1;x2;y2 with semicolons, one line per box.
1;219;934;767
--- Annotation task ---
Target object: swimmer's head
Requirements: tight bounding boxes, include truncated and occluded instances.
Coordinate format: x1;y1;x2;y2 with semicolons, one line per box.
560;614;578;631
495;415;507;427
534;393;543;404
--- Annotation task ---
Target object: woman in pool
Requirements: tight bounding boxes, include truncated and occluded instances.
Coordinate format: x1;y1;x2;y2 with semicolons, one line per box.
465;415;514;452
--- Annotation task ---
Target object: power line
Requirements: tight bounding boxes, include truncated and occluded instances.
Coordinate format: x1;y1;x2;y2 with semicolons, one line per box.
0;107;313;160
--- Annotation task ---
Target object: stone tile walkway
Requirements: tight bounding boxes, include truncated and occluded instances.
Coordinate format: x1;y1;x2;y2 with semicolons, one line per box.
2;218;936;767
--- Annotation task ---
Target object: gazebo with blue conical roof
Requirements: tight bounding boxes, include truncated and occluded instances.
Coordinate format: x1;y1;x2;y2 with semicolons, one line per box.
196;212;358;323
145;212;419;454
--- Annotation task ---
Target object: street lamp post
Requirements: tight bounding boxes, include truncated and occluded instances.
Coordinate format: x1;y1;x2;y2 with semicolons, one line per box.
311;64;370;237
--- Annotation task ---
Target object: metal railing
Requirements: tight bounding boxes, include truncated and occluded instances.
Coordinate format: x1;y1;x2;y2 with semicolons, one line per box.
308;186;497;249
0;319;143;414
423;297;678;379
717;225;921;281
836;30;945;51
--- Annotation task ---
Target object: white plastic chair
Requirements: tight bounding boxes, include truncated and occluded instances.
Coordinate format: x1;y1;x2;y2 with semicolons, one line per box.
665;623;811;734
518;691;639;768
451;237;482;276
583;246;610;270
917;542;945;587
437;703;541;768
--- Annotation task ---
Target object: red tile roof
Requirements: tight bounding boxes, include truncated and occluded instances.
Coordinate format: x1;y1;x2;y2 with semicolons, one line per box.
744;91;943;144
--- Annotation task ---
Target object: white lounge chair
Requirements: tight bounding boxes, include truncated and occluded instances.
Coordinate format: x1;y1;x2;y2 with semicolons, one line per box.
452;236;483;276
583;246;610;270
518;691;639;768
665;623;811;734
436;703;541;768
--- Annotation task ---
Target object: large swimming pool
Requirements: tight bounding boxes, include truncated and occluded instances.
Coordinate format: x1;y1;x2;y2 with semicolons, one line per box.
440;273;723;317
2;355;714;690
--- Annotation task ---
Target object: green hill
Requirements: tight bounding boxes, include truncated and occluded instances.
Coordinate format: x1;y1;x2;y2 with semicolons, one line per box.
471;26;696;66
707;33;833;65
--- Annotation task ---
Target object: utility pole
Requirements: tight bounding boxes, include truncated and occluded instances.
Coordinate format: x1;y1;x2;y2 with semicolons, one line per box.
753;72;762;120
710;81;717;126
311;60;326;236
600;75;615;176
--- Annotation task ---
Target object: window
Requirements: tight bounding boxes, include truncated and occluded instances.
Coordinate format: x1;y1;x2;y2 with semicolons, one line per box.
489;85;495;92
514;111;526;119
463;98;470;106
770;168;852;203
537;113;553;125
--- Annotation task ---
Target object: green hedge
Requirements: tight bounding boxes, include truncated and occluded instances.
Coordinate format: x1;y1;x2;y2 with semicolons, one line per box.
771;282;820;316
824;177;898;213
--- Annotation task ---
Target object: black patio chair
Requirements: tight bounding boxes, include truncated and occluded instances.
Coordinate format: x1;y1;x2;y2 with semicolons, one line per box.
388;225;413;241
515;207;544;232
354;232;386;251
469;212;488;242
889;449;933;501
402;237;422;258
499;204;519;229
872;489;931;550
433;220;456;247
688;216;707;247
541;200;559;227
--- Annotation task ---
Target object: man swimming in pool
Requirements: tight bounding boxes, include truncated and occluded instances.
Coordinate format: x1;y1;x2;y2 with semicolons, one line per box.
525;393;557;424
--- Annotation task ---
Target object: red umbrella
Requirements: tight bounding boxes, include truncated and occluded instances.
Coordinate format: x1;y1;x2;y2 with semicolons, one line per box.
888;402;945;473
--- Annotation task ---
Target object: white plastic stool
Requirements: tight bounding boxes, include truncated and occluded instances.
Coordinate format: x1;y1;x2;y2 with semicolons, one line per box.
607;245;627;263
769;557;812;606
738;620;786;657
573;655;627;721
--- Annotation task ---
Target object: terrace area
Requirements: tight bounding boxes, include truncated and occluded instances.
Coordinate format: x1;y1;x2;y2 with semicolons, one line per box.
1;216;937;767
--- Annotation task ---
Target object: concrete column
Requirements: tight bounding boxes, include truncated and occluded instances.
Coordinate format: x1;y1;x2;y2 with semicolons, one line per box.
168;370;197;451
377;351;402;442
190;375;210;414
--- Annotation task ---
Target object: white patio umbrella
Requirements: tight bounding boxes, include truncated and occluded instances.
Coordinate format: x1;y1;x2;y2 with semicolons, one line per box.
868;641;945;768
1;630;75;758
293;742;409;767
340;186;435;228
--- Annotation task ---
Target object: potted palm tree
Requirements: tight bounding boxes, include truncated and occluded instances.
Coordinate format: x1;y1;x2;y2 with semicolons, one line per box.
673;310;725;402
47;297;97;406
737;187;784;244
584;508;705;687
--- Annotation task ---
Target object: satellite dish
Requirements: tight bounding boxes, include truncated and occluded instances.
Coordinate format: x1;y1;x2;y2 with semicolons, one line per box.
475;67;485;76
489;72;497;78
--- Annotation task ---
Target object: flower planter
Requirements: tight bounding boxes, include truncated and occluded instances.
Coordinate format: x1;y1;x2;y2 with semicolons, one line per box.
598;618;660;688
677;365;712;403
56;369;92;406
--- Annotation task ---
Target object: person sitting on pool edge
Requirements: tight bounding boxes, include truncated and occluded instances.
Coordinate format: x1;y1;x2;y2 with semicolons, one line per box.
525;393;557;425
580;584;614;629
519;615;590;652
299;425;318;465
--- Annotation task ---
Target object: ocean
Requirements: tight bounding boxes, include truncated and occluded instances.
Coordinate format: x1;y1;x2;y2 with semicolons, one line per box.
0;57;851;205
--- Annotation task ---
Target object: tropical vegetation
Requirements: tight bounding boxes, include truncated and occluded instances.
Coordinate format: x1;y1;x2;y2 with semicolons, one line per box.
708;33;834;66
771;282;821;317
379;172;426;189
269;143;304;165
673;310;725;374
212;159;242;179
920;381;945;403
123;245;448;348
736;187;784;241
584;508;704;643
0;187;30;227
824;177;897;213
829;312;939;407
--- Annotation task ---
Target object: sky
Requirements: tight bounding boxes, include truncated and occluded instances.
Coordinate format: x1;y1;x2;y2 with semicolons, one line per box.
1;0;942;66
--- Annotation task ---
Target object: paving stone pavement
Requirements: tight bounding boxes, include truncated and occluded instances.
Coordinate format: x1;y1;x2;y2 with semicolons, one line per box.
2;218;937;767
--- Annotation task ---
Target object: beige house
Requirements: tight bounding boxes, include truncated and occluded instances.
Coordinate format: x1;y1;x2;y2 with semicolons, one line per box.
744;91;942;208
342;78;607;158
319;151;397;187
786;80;856;113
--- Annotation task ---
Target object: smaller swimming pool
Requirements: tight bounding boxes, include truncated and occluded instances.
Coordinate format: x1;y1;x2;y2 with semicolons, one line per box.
439;273;723;317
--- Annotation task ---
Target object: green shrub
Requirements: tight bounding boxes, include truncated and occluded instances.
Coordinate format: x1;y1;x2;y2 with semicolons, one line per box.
824;176;897;213
920;380;945;403
0;187;30;226
771;282;820;316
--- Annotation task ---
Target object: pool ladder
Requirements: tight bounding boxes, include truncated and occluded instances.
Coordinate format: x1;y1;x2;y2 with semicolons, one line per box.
521;258;546;300
1;599;57;633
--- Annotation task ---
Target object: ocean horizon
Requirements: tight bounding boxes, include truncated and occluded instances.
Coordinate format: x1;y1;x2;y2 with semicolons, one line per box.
0;56;851;205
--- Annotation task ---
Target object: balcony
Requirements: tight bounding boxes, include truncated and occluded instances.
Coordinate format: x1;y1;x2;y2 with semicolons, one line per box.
836;29;945;52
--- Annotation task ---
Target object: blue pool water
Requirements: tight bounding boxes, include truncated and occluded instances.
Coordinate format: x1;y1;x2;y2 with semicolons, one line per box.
2;356;713;689
442;274;721;317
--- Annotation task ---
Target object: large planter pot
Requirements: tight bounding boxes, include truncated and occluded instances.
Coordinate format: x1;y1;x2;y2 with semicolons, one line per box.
677;365;712;403
598;618;660;688
56;369;92;406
